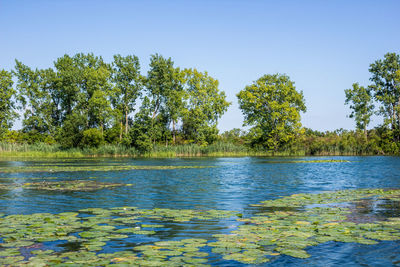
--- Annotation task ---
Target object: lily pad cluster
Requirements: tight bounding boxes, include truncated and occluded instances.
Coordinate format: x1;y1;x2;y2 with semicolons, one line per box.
262;159;350;164
133;239;209;266
210;189;400;264
252;188;400;208
0;165;213;173
0;180;131;191
0;206;236;266
0;189;399;265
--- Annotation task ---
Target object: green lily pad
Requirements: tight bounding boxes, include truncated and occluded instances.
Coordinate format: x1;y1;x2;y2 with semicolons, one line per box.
279;248;310;258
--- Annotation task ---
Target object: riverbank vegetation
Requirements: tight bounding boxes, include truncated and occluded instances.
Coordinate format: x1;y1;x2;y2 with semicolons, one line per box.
0;52;399;157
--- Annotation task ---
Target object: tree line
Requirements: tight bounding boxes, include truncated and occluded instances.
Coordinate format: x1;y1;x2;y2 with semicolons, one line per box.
344;52;400;142
234;52;400;154
0;53;230;152
1;52;399;155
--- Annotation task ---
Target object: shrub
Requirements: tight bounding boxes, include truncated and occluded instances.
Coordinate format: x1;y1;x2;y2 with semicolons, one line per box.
81;128;104;148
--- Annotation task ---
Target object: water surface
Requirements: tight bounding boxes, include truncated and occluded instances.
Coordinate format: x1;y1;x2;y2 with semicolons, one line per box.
0;156;399;266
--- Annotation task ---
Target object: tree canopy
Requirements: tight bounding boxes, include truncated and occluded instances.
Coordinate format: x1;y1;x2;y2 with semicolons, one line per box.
237;74;306;151
237;73;306;151
182;68;230;145
344;83;374;136
369;52;400;141
1;53;229;151
0;70;18;140
2;52;400;156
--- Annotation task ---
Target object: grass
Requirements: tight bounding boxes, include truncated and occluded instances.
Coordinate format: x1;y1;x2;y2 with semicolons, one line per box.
0;142;265;158
0;141;379;159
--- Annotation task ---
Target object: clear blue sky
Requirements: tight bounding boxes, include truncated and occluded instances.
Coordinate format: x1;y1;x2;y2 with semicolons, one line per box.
1;0;399;132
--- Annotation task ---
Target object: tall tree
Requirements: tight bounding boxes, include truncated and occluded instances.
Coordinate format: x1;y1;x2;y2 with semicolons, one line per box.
369;52;400;140
83;59;112;133
165;67;185;144
73;53;111;131
54;53;113;145
0;70;18;139
146;54;182;144
111;54;143;140
344;83;374;137
182;69;230;145
53;54;80;122
14;61;56;135
88;89;112;135
237;73;306;151
129;96;153;152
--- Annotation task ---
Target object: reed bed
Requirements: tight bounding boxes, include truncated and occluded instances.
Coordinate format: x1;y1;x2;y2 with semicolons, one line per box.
0;142;382;159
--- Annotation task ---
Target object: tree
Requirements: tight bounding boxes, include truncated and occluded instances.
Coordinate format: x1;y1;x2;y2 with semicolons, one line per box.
369;52;400;141
53;53;113;146
165;68;185;144
344;83;374;137
181;69;230;145
14;61;57;135
88;89;112;135
146;54;183;144
237;73;306;151
74;53;112;132
111;54;143;140
0;70;18;139
53;54;80;122
128;96;153;152
221;128;246;145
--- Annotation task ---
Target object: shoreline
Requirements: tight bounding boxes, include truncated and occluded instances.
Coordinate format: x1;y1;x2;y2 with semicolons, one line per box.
0;151;390;159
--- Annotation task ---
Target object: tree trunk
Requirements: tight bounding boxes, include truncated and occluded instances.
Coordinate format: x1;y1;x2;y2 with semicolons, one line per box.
397;96;400;129
152;98;160;120
392;104;397;142
364;125;367;140
151;99;160;145
119;121;122;141
172;120;176;144
125;108;129;135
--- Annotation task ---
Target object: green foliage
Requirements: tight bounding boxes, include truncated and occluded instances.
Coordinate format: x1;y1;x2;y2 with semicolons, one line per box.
221;128;246;145
0;70;18;140
237;73;306;151
1;52;400;156
128;97;153;152
13;61;59;135
146;54;178;143
81;128;104;148
111;54;143;138
345;83;374;134
182;69;230;145
369;52;400;140
57;113;85;148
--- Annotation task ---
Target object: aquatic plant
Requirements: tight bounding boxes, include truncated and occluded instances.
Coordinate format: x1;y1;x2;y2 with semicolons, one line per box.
0;180;131;191
0;189;399;265
0;164;214;173
211;188;400;264
0;206;236;266
261;159;350;164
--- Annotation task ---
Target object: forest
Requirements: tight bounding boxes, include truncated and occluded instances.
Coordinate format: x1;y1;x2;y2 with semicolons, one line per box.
0;52;399;157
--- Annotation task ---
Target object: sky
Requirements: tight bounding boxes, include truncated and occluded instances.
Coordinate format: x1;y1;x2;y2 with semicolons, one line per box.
1;0;399;132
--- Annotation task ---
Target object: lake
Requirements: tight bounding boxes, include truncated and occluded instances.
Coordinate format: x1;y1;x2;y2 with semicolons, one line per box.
0;156;399;266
